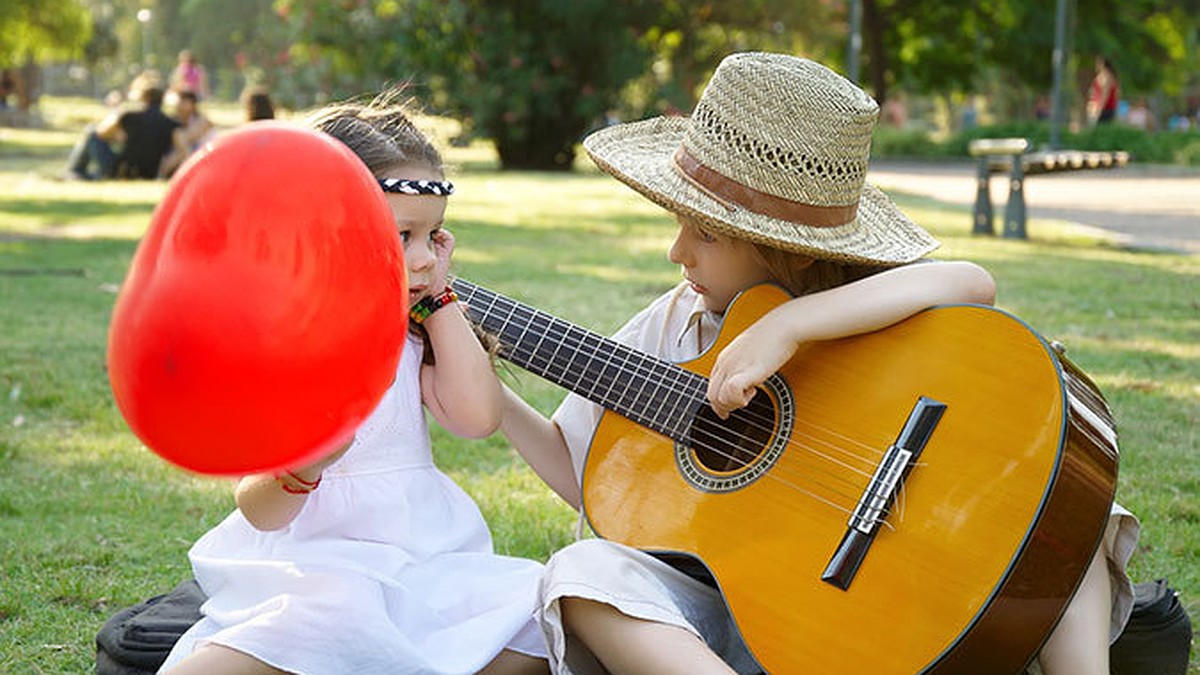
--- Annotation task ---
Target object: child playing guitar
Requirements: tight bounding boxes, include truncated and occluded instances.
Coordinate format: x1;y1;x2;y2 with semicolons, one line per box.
497;52;1140;674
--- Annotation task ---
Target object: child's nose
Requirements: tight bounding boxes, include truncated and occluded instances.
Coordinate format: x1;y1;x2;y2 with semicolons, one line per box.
668;234;690;266
408;243;435;272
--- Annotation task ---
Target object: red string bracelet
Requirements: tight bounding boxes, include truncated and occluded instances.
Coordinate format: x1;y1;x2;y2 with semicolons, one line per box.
276;470;321;494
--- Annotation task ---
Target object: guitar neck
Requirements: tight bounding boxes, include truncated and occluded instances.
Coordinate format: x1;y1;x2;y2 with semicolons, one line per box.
452;278;704;443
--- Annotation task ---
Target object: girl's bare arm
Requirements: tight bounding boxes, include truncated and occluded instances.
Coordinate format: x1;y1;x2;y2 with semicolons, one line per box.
420;302;503;438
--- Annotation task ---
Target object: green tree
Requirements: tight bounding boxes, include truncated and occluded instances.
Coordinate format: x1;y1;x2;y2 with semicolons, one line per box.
432;0;665;170
278;0;666;170
0;0;91;111
856;0;1196;115
277;0;842;170
630;0;840;113
0;0;90;65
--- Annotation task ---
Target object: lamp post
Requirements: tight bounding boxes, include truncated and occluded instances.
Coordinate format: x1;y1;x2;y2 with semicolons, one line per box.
1048;0;1068;150
847;0;862;83
136;8;152;70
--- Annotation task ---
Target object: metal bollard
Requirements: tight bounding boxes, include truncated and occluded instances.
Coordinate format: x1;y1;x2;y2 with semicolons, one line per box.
1003;154;1027;239
972;157;995;235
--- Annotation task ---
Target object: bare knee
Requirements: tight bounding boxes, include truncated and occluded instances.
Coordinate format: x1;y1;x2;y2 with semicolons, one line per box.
559;597;735;675
161;643;286;675
478;649;550;675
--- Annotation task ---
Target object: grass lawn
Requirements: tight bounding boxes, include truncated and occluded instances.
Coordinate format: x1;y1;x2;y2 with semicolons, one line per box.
1;98;1196;672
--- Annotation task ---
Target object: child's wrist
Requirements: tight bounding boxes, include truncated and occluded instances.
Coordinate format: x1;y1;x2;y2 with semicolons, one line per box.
410;287;458;324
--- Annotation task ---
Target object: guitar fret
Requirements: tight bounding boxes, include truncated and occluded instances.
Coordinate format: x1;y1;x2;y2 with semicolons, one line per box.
529;317;565;382
565;323;593;394
541;315;570;382
515;307;552;378
528;308;552;376
625;349;674;428
625;350;654;422
589;331;623;408
655;367;691;437
612;345;646;423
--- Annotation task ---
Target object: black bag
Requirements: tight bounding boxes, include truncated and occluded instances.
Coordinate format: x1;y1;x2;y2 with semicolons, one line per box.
1110;578;1194;675
95;579;206;675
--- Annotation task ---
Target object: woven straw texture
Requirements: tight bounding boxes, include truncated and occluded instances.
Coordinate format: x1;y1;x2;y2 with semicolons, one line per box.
583;52;939;264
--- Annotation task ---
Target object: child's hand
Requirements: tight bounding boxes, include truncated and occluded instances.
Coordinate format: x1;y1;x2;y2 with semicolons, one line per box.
706;310;797;419
430;228;456;291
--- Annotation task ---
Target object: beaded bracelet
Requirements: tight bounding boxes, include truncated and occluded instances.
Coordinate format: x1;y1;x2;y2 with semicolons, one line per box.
410;287;459;324
276;470;321;495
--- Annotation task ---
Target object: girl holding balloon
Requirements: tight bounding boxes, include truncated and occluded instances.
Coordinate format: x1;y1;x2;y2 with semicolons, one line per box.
159;95;549;675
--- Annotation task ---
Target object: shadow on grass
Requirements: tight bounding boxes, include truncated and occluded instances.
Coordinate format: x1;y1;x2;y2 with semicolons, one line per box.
0;139;74;160
0;194;157;228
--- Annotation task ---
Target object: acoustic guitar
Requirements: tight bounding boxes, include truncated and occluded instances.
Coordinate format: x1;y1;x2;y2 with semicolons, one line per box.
452;278;1118;674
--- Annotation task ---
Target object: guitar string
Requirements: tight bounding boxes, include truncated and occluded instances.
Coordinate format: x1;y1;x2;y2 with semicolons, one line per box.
474;288;916;531
496;296;887;475
489;299;875;502
459;285;913;528
464;287;893;513
468;292;912;528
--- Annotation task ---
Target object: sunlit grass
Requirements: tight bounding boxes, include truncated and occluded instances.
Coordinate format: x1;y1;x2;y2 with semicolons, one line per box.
1;99;1197;671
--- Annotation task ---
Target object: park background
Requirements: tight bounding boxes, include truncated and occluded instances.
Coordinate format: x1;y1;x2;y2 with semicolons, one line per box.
2;0;1198;672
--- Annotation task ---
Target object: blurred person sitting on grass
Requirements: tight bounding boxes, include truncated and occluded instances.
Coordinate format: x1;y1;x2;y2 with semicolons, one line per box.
241;85;276;122
159;90;216;178
64;72;180;181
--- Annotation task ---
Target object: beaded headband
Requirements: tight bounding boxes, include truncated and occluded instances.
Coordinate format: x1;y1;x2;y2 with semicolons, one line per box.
377;178;455;196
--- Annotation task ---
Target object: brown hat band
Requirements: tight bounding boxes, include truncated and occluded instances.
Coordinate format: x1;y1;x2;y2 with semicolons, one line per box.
672;147;858;228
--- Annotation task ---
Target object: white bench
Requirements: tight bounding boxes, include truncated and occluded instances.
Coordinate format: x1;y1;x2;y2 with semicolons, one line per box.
968;138;1130;239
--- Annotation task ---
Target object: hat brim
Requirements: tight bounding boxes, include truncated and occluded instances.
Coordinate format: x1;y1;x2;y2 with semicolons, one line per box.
583;117;939;265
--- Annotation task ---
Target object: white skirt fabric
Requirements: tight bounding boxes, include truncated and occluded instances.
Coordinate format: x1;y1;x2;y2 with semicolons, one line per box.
538;539;761;675
160;338;545;674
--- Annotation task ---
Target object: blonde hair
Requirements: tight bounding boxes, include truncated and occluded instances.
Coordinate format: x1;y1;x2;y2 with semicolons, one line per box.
750;243;893;297
303;89;443;179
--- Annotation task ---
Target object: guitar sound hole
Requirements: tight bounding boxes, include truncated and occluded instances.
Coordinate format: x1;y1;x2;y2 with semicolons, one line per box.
689;391;776;473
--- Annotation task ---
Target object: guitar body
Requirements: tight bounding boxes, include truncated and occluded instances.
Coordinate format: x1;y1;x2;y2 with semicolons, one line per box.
580;284;1118;674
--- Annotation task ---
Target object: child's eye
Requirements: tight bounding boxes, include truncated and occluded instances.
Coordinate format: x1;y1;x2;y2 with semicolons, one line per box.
697;227;716;243
398;231;410;244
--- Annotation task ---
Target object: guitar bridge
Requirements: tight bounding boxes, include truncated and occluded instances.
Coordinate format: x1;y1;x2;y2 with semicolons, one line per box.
821;396;946;590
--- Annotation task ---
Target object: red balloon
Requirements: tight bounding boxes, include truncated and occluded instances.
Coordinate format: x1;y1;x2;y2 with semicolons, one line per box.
108;122;407;476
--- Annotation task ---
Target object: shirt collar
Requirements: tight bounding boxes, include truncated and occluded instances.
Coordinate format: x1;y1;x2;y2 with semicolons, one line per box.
678;293;720;353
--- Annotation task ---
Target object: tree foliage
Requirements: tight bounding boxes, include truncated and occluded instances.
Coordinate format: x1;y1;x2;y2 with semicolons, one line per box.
27;1;1200;163
0;0;91;65
276;0;666;170
426;0;666;170
275;0;843;170
858;0;1195;111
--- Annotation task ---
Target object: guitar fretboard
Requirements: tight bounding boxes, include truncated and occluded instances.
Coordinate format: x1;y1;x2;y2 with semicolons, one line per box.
452;278;706;443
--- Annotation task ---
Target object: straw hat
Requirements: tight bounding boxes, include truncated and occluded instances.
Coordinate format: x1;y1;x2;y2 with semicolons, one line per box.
583;52;939;264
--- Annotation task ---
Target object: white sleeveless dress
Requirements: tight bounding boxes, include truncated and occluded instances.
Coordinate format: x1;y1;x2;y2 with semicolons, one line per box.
160;337;546;674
